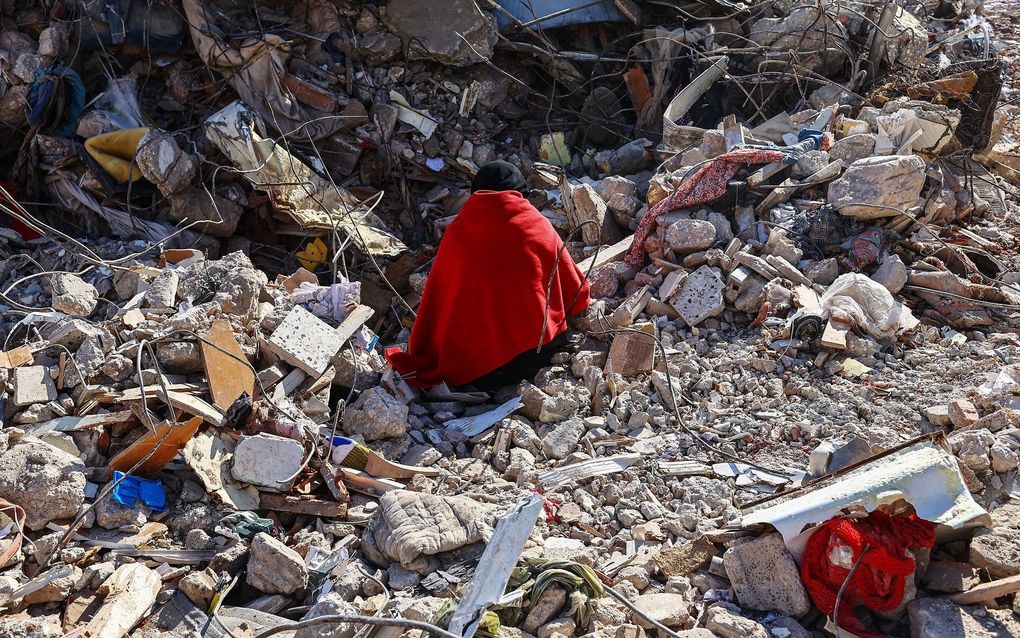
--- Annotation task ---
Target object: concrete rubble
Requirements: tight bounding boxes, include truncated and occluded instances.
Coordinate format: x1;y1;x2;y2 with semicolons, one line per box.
0;0;1017;637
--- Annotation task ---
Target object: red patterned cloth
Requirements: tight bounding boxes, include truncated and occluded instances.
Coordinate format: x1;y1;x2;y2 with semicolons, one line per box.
625;147;786;267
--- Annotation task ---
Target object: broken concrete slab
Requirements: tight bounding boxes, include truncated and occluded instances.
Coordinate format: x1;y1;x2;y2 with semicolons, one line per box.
908;597;1020;637
383;0;497;67
0;441;85;530
827;155;926;219
671;265;725;327
343;386;408;441
50;272;98;317
267;305;345;376
12;366;57;407
232;433;305;490
723;533;811;617
247;532;308;595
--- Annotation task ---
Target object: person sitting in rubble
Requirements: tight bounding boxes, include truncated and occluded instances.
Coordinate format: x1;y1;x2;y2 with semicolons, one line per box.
385;161;591;391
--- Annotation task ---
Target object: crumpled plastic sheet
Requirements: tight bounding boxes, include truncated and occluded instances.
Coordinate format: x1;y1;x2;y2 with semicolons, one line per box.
626;147;785;266
290;280;361;323
819;273;919;339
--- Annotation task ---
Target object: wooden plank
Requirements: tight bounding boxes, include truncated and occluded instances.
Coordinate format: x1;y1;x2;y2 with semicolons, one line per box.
107;416;202;478
257;493;348;518
949;574;1020;605
577;234;634;274
200;319;255;410
820;319;850;350
158;390;224;427
334;304;374;345
0;346;32;369
83;563;160;638
605;322;656;377
792;285;821;310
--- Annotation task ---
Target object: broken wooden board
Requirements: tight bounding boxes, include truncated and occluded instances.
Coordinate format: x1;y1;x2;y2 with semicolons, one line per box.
200;319;255;410
949;573;1020;605
334;304;374;346
257;493;347;518
820;318;851;350
0;346;32;369
605;322;656;377
157;389;225;427
108;416;202;478
24;410;136;435
792;285;821;310
279;267;318;293
577;234;634;274
83;563;160;638
101;383;206;403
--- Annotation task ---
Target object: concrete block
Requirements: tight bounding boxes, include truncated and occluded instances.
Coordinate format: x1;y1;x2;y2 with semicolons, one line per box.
232;433;305;489
671;265;725;327
13;366;57;407
266;306;344;375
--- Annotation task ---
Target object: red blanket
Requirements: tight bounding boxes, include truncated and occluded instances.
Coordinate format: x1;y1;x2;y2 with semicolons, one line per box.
386;190;590;388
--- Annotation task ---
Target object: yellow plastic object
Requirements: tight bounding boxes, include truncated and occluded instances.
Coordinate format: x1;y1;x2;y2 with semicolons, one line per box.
83;127;150;183
297;237;328;271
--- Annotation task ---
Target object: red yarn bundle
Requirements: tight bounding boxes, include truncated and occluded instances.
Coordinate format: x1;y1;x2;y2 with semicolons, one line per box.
800;511;935;638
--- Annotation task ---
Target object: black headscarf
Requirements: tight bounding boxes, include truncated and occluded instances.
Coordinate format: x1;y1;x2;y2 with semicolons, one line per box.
471;161;528;195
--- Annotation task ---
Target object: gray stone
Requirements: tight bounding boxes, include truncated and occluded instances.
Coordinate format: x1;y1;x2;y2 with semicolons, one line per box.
970;526;1020;578
972;410;1019;433
144;269;179;309
523;585;568;633
921;561;979;593
384;0;497;67
954;428;994;471
344;386;408;441
296;592;357;638
50;273;98;316
387;563;421;590
232;433;305;489
990;442;1019;472
630;592;690;629
0;441;86;530
671;265;725;327
94;494;148;529
23;565;82;604
830;134;877;164
177;251;266;318
267;306;345;376
42;318;107;349
872;254;907;293
704;606;768;638
747;6;847;75
923;404;953;427
12;366;57;407
246;533;308;595
827;155;927;219
665;219;716;254
764;231;803;265
542;418;585;460
136;129;197;197
723;533;810;616
805;258;839;285
908;597;1020;637
792;150;829;179
179;568;218;608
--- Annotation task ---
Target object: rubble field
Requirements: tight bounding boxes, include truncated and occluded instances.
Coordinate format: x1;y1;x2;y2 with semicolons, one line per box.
2;0;1020;637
